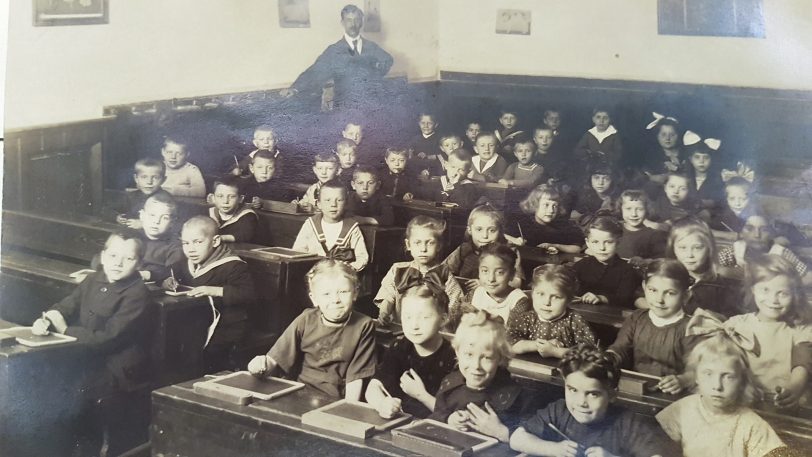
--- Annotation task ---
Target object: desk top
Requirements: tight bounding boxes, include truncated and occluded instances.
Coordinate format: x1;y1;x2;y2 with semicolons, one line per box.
0;319;83;359
153;376;521;456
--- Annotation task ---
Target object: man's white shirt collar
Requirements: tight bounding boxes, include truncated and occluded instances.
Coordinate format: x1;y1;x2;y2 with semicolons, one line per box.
344;34;363;54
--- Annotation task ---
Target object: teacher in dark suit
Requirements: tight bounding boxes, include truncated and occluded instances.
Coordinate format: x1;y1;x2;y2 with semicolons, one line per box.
280;4;394;109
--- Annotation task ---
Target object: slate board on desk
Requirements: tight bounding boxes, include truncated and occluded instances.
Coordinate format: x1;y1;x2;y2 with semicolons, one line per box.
301;399;411;439
391;419;498;457
193;371;305;405
0;327;77;347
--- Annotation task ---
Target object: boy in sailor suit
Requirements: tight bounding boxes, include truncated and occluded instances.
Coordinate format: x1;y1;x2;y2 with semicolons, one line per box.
164;216;256;371
292;180;369;271
208;178;258;244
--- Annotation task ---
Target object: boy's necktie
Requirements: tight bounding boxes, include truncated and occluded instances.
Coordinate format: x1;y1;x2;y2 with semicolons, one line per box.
350;39;358;55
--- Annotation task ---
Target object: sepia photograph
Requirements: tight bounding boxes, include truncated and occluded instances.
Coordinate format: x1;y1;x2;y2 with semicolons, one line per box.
495;9;531;36
2;1;812;456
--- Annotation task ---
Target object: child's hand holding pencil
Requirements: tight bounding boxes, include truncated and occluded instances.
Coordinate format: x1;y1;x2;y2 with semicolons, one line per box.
162;268;179;292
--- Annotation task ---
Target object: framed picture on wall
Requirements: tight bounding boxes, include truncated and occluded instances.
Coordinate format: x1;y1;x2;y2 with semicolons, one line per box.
33;0;109;27
495;9;531;36
279;0;310;28
658;0;765;38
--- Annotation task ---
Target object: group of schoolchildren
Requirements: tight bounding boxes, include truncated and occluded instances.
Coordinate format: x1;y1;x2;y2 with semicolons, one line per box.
29;107;812;457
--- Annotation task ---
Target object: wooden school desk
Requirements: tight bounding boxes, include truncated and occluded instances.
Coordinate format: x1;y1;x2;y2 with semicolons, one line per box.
169;196;408;291
0;319;89;457
151;376;522;457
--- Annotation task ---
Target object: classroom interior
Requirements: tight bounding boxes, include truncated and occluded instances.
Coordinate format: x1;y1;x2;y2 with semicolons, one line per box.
3;1;812;456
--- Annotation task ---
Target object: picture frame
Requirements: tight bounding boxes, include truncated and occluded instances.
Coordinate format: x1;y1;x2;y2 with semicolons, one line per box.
279;0;311;29
33;0;109;27
495;9;531;36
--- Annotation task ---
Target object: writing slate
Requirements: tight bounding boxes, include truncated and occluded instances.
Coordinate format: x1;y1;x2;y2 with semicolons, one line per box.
1;327;77;347
193;371;305;405
391;419;498;457
301;399;412;439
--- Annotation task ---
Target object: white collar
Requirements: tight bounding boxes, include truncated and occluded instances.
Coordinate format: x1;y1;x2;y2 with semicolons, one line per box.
473;287;524;308
588;125;617;143
188;256;244;279
517;163;538;171
472;155;498;173
209;207;256;229
648;309;685;327
344;34;363;53
422;132;435;139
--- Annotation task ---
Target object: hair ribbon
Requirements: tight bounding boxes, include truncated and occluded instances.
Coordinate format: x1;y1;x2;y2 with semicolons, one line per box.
683;130;721;150
645;112;679;130
721;161;756;183
685;308;760;356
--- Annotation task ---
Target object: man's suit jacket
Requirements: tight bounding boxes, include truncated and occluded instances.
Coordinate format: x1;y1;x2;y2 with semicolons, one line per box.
290;37;393;106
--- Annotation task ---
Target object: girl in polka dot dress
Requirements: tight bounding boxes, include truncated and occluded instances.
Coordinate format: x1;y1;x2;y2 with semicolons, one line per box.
507;264;596;358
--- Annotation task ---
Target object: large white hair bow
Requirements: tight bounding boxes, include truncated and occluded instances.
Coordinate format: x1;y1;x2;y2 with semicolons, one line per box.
721;162;756;183
645;112;679;130
683;130;721;151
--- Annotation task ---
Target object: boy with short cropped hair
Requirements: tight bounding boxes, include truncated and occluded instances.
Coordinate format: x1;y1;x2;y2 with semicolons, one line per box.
572;216;640;309
500;137;543;188
378;147;417;201
417;133;463;177
532;126;567;181
208;178;258;244
336;138;360;188
347;167;394;225
409;113;441;159
137;192;184;283
494;109;524;161
33;233;153;397
416;149;482;209
230;125;281;176
160;134;206;198
163;216;256;369
463;121;482;152
543;109;562;137
470;132;509;183
240;150;291;205
293;180;369;271
115;157;171;228
574;107;624;166
297;153;340;210
342;121;363;146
